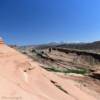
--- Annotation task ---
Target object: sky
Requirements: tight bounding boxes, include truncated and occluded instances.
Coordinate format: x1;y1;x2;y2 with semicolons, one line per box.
0;0;100;45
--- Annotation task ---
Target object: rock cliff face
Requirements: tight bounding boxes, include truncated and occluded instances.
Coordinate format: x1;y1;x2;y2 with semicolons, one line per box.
0;39;98;100
51;48;100;67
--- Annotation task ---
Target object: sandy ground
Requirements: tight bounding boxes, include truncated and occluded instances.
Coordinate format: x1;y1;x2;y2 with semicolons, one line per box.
0;42;99;100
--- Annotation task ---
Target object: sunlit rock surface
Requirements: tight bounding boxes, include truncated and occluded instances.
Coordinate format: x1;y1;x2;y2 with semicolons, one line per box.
0;38;98;100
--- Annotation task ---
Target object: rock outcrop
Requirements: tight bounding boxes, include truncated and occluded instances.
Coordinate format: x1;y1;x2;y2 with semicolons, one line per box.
0;37;4;44
0;39;98;100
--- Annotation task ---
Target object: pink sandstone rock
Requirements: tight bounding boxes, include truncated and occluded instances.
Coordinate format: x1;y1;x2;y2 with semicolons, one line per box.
0;37;4;44
0;39;98;100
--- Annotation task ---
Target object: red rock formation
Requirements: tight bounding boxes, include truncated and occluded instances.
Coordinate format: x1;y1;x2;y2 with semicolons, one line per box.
0;39;98;100
0;37;4;44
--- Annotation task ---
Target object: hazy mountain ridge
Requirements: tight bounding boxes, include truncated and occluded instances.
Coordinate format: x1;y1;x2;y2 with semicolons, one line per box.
11;40;100;53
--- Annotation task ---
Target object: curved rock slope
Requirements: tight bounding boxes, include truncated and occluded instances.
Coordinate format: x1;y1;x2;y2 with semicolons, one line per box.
0;41;98;100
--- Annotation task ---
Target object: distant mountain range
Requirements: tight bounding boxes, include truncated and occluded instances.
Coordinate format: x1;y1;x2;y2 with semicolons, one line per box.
56;41;100;51
10;40;100;52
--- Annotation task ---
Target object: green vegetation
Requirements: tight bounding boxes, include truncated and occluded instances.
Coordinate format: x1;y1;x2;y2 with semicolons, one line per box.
45;67;88;75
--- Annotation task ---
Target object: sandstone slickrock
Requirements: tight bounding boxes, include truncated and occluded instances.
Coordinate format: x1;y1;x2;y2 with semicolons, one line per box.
0;39;98;100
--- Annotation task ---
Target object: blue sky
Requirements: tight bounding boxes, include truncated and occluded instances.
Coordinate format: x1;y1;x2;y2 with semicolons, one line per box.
0;0;100;45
